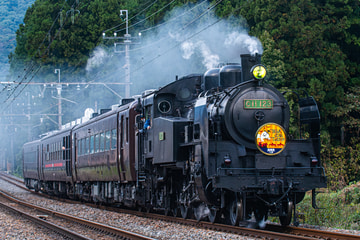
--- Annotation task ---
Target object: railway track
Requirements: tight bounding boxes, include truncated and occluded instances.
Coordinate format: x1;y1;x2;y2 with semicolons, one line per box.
1;172;359;240
0;174;156;240
135;211;360;240
0;194;89;240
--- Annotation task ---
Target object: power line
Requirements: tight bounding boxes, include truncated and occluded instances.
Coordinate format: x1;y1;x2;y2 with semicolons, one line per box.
112;0;223;55
2;1;82;112
6;0;226;113
114;0;177;34
102;0;160;34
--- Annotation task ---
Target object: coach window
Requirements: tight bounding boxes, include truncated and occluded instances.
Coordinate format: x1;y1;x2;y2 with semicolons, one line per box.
59;141;61;159
85;137;89;154
105;131;110;151
77;140;81;156
111;129;117;149
81;139;84;156
56;142;59;160
81;138;85;155
46;144;49;161
63;136;70;160
90;135;94;154
59;141;62;160
51;143;54;160
78;138;82;156
126;117;129;143
95;134;99;153
63;138;66;159
56;142;58;160
100;132;105;152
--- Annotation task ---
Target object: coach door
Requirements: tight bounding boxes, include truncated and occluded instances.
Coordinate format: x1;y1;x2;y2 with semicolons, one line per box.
117;113;127;182
63;135;72;177
37;145;40;180
39;144;44;180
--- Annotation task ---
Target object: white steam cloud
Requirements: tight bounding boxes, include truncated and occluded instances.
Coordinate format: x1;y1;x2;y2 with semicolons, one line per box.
181;40;220;69
224;32;262;56
85;2;264;96
179;31;262;70
86;47;109;72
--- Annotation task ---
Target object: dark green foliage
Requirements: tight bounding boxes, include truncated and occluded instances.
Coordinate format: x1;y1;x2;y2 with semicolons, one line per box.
322;145;360;190
0;0;35;77
231;0;360;189
296;184;360;229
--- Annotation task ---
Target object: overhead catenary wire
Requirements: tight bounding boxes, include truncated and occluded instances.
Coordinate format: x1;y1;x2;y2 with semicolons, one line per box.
74;0;226;96
96;2;225;89
114;0;177;34
107;0;221;55
1;1;82;112
5;0;172;109
135;0;209;34
102;0;160;34
4;0;230;116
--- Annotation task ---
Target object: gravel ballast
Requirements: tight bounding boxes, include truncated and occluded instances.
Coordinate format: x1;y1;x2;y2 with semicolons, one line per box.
0;178;254;239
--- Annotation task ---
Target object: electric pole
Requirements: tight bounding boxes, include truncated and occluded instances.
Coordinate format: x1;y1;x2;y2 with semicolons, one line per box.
121;10;131;98
102;10;141;98
55;69;62;129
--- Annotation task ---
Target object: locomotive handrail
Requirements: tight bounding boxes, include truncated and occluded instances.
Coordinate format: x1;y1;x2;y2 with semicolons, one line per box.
216;167;326;176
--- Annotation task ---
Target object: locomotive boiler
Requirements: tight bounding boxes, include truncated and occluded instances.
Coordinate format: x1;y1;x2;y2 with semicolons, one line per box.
23;53;326;227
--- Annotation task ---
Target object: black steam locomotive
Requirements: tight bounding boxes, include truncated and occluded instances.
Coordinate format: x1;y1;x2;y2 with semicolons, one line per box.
23;54;326;226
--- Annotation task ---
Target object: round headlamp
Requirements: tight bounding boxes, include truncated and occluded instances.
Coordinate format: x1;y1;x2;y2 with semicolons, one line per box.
251;64;267;80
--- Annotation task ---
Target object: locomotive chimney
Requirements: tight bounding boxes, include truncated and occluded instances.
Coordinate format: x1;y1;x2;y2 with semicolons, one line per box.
240;54;262;82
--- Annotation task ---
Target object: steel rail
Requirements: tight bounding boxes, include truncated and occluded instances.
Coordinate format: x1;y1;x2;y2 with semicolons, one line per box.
2;172;359;240
0;187;156;240
0;200;90;240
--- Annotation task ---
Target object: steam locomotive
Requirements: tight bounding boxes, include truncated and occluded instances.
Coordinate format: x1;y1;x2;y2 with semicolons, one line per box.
23;54;326;226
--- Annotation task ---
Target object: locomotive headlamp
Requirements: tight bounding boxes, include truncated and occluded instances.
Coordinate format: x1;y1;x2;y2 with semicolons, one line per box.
251;64;267;80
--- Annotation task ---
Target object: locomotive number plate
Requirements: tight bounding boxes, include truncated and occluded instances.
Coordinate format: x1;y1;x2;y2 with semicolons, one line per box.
244;99;273;109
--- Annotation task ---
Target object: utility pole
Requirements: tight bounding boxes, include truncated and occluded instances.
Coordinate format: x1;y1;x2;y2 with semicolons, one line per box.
120;10;131;98
55;69;62;129
102;10;141;98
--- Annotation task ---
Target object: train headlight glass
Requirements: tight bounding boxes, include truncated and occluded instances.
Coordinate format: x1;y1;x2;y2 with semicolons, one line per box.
251;64;267;80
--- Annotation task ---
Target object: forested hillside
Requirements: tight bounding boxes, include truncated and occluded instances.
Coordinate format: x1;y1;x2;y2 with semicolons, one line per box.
6;0;360;189
0;0;35;80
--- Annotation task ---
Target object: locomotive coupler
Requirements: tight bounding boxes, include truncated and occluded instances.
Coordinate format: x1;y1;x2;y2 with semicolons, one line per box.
266;178;284;195
256;182;293;207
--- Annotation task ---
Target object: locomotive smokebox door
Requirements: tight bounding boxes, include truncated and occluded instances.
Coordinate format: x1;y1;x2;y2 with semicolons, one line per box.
152;117;189;164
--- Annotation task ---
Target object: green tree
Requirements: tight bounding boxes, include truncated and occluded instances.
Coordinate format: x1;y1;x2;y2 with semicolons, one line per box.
235;0;360;146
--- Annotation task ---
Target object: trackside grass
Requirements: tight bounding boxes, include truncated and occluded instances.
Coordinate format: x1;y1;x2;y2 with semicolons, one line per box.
296;183;360;229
